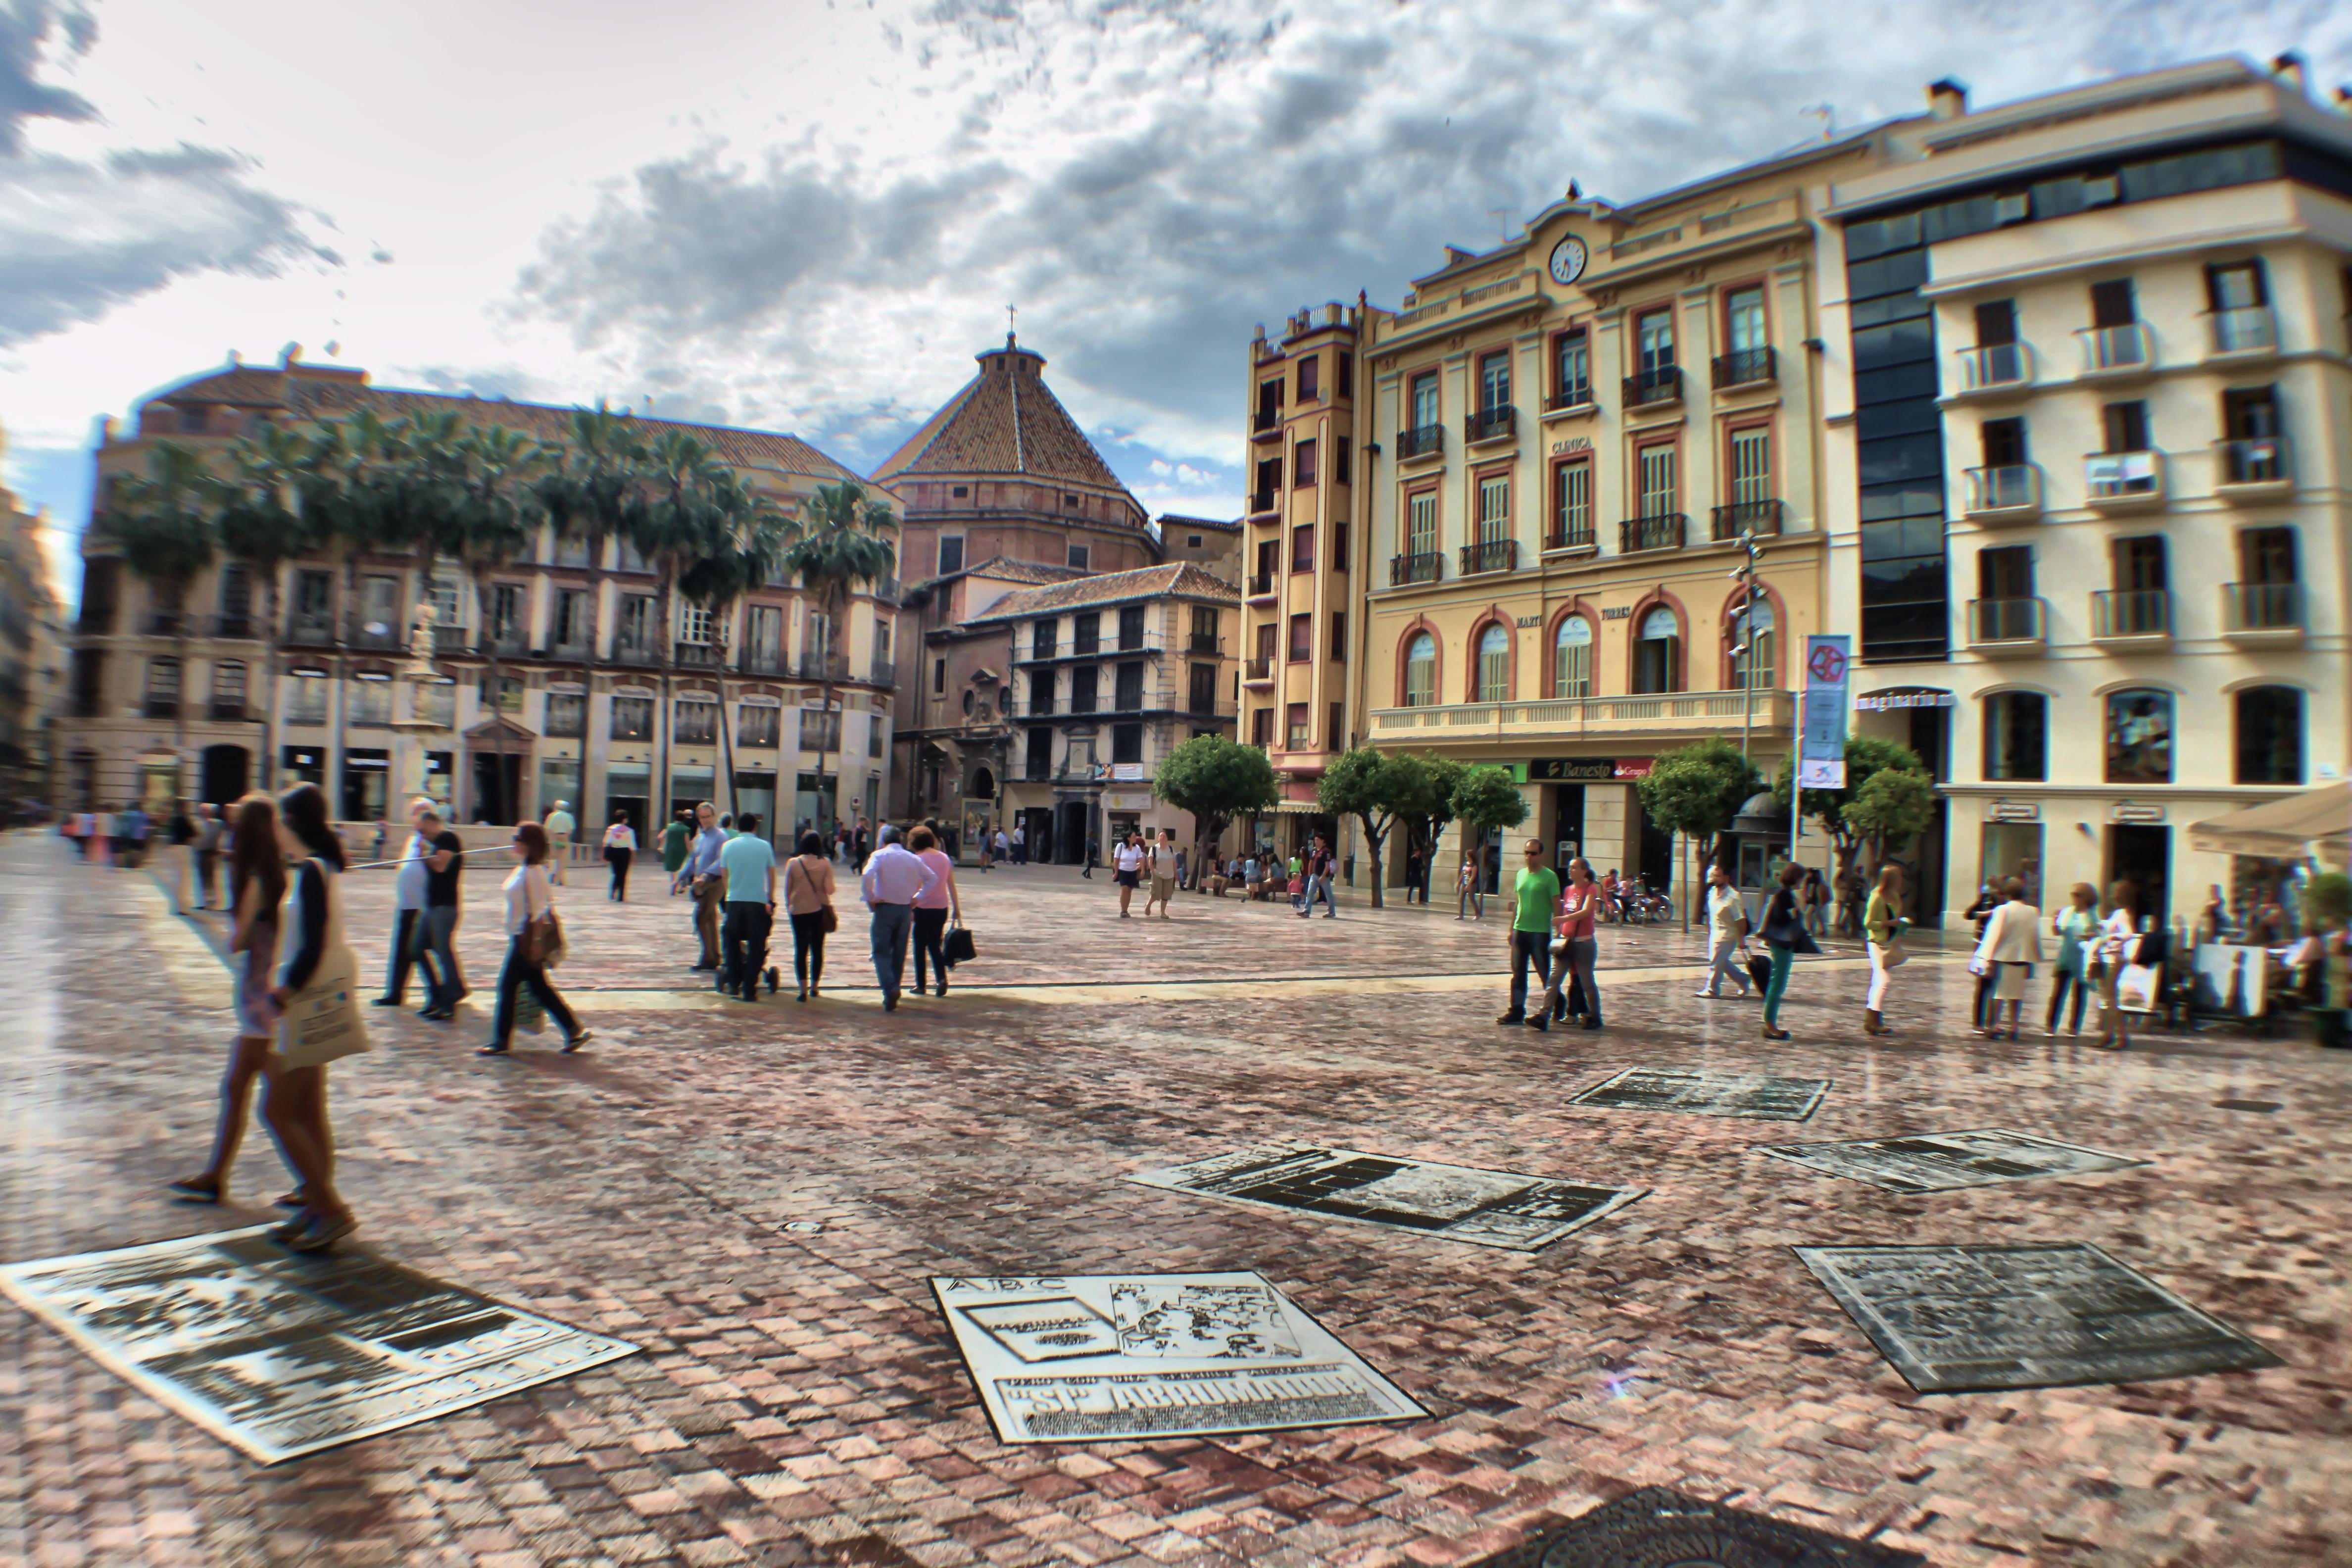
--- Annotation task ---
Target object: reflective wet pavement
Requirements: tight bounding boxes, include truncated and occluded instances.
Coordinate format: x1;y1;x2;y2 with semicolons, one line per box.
3;839;2346;1566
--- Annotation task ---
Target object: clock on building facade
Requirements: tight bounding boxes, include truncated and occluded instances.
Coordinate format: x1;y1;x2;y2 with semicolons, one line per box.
1549;236;1588;285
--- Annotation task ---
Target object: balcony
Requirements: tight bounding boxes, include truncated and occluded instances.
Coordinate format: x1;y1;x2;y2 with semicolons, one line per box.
1543;523;1597;553
1459;539;1517;577
2214;438;2291;500
483;630;527;658
1966;596;2047;655
1543;384;1595;415
2077;323;2153;377
675;641;725;669
2083;451;2164;510
1248;489;1276;516
1619;513;1687;554
795;655;850;683
1465;405;1516;445
548;640;592;664
142;697;180;719
2206;306;2276;358
1371;688;1794;743
2220;583;2303;641
1188;632;1219;654
346;620;401;651
1251;409;1281;439
738;647;787;676
871;578;901;605
868;657;895;687
1962;464;2042;523
1953;343;2032;397
1710;499;1784;541
1621;367;1682;411
1711;347;1775;389
1241;657;1274;684
433;626;475;655
1246;571;1277;600
1397;423;1445;462
143;610;197;636
612;641;660;667
2090;588;2172;644
1389;552;1443;587
285;614;336;646
208;700;249;723
209;615;259;640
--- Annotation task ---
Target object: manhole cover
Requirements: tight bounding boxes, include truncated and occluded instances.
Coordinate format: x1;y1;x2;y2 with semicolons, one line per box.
1477;1487;1923;1567
2215;1100;2282;1113
1794;1242;2282;1393
1571;1067;1829;1122
1759;1128;2147;1192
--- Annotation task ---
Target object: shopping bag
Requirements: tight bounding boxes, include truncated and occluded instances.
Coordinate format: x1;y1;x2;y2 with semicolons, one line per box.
276;944;372;1070
943;923;976;967
514;987;548;1035
1881;938;1909;969
2115;962;2161;1013
1747;953;1775;993
523;908;566;969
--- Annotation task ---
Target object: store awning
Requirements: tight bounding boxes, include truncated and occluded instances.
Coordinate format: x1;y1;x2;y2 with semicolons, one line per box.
2187;783;2352;859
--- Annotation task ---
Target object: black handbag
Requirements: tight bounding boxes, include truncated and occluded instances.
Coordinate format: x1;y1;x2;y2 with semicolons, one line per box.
943;923;976;966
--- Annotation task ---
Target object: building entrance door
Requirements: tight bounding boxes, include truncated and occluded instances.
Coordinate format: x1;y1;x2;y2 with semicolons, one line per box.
1057;801;1091;865
2108;824;2170;927
199;744;249;806
472;751;522;824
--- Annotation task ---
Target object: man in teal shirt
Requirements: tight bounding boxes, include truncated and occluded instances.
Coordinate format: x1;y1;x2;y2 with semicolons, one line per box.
1499;838;1561;1025
717;814;778;1001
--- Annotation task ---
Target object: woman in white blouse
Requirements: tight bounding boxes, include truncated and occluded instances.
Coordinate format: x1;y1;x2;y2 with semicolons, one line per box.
2092;879;2145;1051
480;822;590;1056
602;809;638;902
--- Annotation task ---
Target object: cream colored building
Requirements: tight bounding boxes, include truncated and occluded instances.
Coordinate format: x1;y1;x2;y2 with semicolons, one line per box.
1818;59;2352;926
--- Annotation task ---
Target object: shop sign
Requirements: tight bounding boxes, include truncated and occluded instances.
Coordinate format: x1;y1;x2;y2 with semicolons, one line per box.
1799;635;1851;789
1516;615;1543;628
1101;790;1153;811
1612;758;1654;780
1110;762;1145;782
1986;799;2040;822
2110;801;2166;824
1548;436;1593;456
1601;605;1632;621
1529;758;1617;782
1856;690;1954;712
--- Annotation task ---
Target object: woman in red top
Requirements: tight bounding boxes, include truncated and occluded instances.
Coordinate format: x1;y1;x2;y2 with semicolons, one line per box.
1534;857;1603;1031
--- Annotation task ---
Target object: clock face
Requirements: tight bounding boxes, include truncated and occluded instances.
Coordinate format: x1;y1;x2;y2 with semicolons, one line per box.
1549;236;1588;286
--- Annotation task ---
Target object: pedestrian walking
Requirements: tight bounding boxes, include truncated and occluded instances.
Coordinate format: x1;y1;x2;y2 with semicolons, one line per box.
1496;839;1562;1026
91;804;114;865
717;813;778;1001
909;825;961;995
544;800;576;885
861;825;940;1012
1299;833;1337;919
783;831;836;1001
1146;829;1180;919
479;822;589;1055
170;793;292;1207
414;808;467;1020
1111;830;1147;917
1961;880;2002;1032
119;801;149;867
661;809;691;890
261;783;362;1251
1803;867;1830;937
1456;850;1485;919
2047;882;2098;1037
374;797;438;1008
978;823;994;872
686;801;728;971
1758;862;1811;1041
2092;880;2144;1051
1010;821;1026;865
193;801;224;910
602;811;637;900
1972;878;2045;1040
1082;832;1098;878
853;817;872;871
1696;862;1754;998
1534;857;1604;1031
166;800;199;912
1861;863;1907;1035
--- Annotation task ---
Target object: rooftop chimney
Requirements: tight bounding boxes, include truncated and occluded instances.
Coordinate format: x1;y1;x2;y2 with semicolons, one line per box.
1926;79;1968;120
2272;52;2307;97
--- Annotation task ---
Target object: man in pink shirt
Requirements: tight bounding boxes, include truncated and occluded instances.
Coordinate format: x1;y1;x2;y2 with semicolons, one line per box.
860;825;941;1012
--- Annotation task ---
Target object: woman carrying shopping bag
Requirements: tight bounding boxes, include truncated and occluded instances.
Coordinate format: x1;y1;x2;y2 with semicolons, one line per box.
2047;882;2099;1037
479;822;590;1056
1861;862;1908;1036
1759;863;1815;1041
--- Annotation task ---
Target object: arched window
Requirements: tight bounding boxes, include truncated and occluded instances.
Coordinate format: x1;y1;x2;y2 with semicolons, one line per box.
1728;597;1774;691
2235;686;2303;784
1633;606;1678;694
1403;633;1436;707
1475;624;1511;702
1984;692;2047;781
1553;616;1593;699
2105;688;2173;784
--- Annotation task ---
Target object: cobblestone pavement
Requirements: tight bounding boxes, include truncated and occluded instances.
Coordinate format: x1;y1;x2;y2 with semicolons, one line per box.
4;837;2346;1568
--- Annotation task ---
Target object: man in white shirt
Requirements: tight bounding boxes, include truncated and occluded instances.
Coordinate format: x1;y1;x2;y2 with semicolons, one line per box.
861;825;940;1011
1010;821;1026;865
1142;830;1179;919
376;797;439;1007
1695;862;1754;999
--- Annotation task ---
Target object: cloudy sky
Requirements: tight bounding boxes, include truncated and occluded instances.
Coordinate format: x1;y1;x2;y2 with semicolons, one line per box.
3;0;2347;592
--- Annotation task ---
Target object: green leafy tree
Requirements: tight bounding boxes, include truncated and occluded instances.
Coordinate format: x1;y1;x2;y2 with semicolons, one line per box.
1317;747;1436;908
1153;734;1278;886
778;480;899;835
216;423;321;770
1449;765;1529;890
107;443;222;758
1407;752;1469;900
435;421;551;807
1842;766;1938;869
630;430;750;814
2303;871;2352;931
677;485;791;822
1770;734;1928;882
1635;736;1763;873
535;403;651;695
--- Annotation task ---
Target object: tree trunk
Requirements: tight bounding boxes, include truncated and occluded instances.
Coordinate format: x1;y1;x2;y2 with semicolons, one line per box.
1359;814;1387;909
655;566;674;821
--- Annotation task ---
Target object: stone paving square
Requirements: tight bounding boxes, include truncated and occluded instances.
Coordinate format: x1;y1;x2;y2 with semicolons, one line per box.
0;1224;637;1463
1794;1242;2285;1394
1568;1065;1831;1121
1482;1484;1927;1568
1755;1128;2152;1193
931;1273;1426;1444
1126;1142;1648;1251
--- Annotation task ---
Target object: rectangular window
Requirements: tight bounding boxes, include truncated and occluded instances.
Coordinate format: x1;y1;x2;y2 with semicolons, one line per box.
553;589;589;649
479;674;523;713
1729;427;1771;505
293;569;331;621
1984;692;2047;782
1026;725;1053;779
2222;385;2281;439
611;696;653;741
1029;669;1053;717
1554;327;1591;404
1553;461;1591;546
619;594;657;651
1980;417;2027;467
1118;604;1145;651
1297;354;1320;402
1256;623;1277;662
1189;662;1218;715
1336;351;1353;390
1974;298;2017;346
1332;521;1349;567
736;705;779;748
937;535;965;575
1286;703;1310;749
1329;701;1344;752
1066;543;1090;571
1407;490;1438;556
2206;260;2267;311
2102;400;2149;453
1070;666;1098;713
1478;351;1510;409
932;657;946;694
1476;476;1509;543
1293;439;1317;488
1637;443;1678;517
676;602;712;645
545;693;586;737
1254;456;1280;501
1033;618;1058;660
1329;612;1347;662
2241;526;2297;585
1252;707;1274;746
1978;545;2035;599
349;677;392;726
1336;435;1352;478
1636;307;1674;371
1258;379;1281;421
2090;279;2136;327
1112;724;1143;765
1725;286;1766;352
1409;372;1439;429
1292;525;1314;573
1288;613;1311;662
675;701;718;744
2113;536;2166;591
1074;612;1100;655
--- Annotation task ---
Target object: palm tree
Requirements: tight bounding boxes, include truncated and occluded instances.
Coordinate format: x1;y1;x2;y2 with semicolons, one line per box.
106;443;222;767
436;423;548;820
535;403;649;716
778;480;897;836
632;430;738;817
216;422;319;789
677;486;790;832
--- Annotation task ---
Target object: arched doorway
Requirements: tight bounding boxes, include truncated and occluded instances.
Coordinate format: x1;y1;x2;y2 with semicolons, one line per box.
199;745;249;806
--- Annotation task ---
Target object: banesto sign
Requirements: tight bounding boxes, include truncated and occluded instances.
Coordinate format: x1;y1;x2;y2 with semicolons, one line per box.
1529;758;1651;782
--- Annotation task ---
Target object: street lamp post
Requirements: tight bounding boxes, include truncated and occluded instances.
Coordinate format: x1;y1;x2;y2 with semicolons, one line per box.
1732;534;1765;764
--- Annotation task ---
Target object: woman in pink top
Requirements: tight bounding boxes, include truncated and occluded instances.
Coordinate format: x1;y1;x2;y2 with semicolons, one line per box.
907;825;962;997
1534;857;1603;1032
783;831;838;1002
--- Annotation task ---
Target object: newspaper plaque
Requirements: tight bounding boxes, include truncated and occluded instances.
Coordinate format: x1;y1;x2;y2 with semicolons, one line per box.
0;1226;638;1464
932;1272;1425;1443
1760;1128;2149;1193
1128;1143;1645;1252
1570;1067;1829;1122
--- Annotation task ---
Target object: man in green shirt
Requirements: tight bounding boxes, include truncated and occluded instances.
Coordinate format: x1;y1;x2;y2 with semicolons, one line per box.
1500;838;1562;1025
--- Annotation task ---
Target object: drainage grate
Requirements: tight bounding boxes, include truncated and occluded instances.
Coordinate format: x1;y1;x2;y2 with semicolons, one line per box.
1475;1486;1925;1567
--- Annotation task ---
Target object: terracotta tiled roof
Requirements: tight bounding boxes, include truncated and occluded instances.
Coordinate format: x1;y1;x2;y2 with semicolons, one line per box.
965;563;1239;623
1156;513;1242;532
872;340;1134;502
146;364;862;485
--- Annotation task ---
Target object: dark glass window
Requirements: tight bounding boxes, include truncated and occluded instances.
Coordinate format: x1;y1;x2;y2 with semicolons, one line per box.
1984;692;2047;782
2105;689;2173;784
1069;667;1097;713
2103;400;2149;453
1117;605;1144;651
1111;724;1143;765
2235;686;2303;785
1114;662;1144;711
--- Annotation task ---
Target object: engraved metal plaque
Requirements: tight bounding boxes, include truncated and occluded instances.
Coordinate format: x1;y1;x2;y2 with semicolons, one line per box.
1476;1486;1925;1567
1759;1128;2149;1192
0;1227;638;1463
1129;1143;1646;1251
1570;1066;1829;1122
1795;1242;2282;1393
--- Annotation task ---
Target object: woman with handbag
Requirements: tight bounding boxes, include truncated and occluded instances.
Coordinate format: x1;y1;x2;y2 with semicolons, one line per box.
1861;862;1907;1036
603;810;637;901
907;825;961;996
259;783;364;1252
784;830;838;1002
1760;862;1813;1041
479;821;589;1056
2091;880;2143;1051
2047;882;2099;1037
1532;857;1602;1031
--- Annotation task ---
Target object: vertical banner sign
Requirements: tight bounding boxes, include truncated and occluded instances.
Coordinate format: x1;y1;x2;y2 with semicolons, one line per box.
1800;636;1851;789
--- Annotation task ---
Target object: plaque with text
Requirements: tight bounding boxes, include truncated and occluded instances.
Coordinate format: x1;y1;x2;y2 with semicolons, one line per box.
1570;1067;1829;1122
1759;1128;2149;1192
